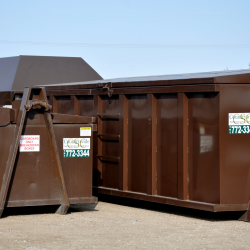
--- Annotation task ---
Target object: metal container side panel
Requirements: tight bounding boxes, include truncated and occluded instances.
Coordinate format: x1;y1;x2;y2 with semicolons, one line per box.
220;84;250;205
49;94;100;187
0;125;15;190
156;93;178;198
44;86;222;207
127;94;150;193
215;73;250;84
54;96;74;115
54;124;93;199
0;92;14;106
98;95;120;189
187;92;220;204
7;125;61;202
77;95;97;117
76;95;98;186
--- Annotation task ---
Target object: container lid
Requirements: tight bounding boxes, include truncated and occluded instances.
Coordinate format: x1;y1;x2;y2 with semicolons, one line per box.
0;56;102;91
41;69;250;90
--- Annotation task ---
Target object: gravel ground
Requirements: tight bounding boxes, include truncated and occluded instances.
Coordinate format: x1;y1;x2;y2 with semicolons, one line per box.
0;195;249;249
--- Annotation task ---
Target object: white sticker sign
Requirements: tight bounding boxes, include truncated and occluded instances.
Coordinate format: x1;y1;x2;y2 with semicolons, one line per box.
200;135;213;153
63;138;90;157
229;113;250;125
20;135;40;152
80;127;91;136
229;113;250;134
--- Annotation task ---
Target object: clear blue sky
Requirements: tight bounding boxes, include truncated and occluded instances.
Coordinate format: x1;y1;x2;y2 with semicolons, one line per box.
0;0;250;79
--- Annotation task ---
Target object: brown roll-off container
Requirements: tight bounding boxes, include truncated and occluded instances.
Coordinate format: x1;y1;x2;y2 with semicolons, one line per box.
0;55;102;217
35;69;250;221
0;87;97;217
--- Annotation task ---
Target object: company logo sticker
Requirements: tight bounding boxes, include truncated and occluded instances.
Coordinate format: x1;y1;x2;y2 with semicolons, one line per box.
63;138;90;157
229;113;250;134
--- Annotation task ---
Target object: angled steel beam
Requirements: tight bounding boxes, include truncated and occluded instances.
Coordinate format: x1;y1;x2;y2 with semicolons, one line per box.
0;88;30;217
32;87;70;214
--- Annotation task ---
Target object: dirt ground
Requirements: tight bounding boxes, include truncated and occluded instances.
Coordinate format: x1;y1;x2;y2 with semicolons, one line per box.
0;195;249;249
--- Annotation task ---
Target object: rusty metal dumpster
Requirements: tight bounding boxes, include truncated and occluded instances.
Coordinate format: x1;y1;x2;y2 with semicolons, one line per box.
0;87;97;217
37;69;250;221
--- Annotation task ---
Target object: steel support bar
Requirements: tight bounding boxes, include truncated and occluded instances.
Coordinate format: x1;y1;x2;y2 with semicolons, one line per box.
0;88;30;217
177;93;189;200
41;88;70;214
95;187;248;212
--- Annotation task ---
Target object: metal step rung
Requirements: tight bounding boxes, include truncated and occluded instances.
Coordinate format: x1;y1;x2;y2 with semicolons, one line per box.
97;134;120;140
97;113;120;119
97;155;120;163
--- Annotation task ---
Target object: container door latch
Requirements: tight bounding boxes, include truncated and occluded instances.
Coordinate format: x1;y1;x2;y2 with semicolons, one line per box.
103;84;113;97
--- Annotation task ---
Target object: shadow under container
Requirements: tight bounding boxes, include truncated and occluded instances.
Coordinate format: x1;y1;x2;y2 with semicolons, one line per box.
0;88;97;215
